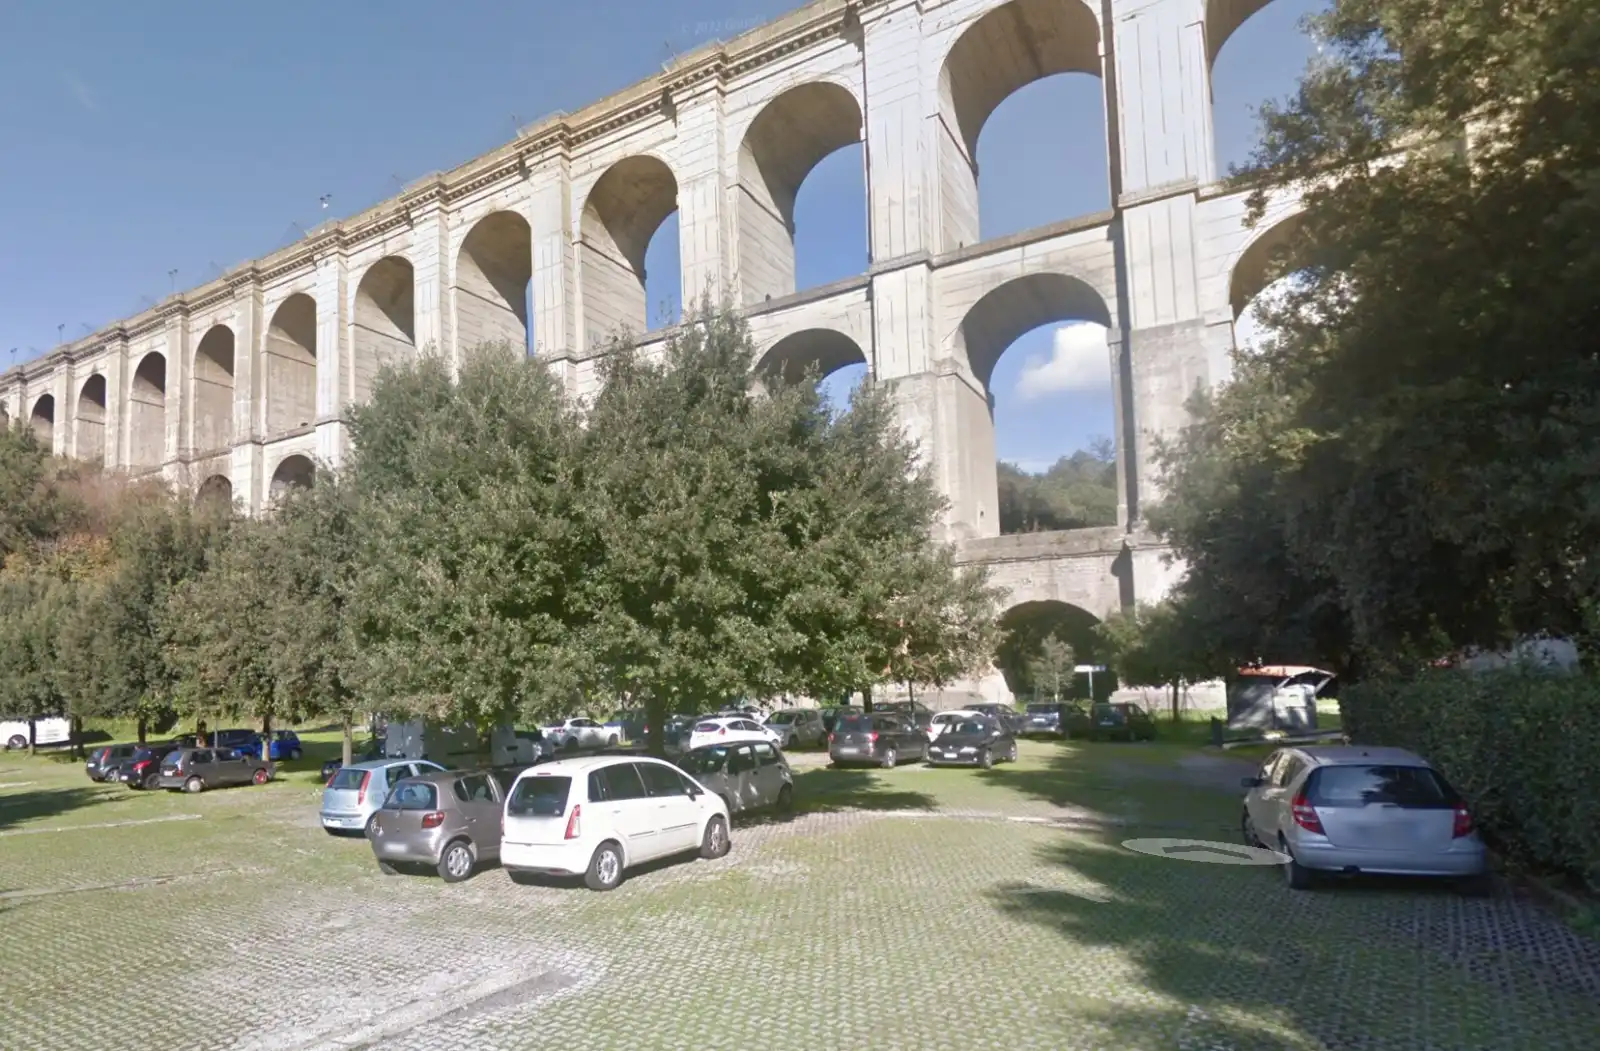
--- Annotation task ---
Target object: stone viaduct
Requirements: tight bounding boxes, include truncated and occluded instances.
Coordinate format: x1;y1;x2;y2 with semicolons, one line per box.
0;0;1303;702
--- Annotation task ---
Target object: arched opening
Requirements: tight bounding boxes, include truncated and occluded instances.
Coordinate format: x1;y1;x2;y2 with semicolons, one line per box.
193;325;235;453
937;0;1108;248
196;473;233;512
1207;0;1327;177
454;214;531;357
75;374;107;462
754;328;869;410
581;155;680;340
353;256;416;400
265;294;317;435
737;82;866;304
995;600;1117;703
956;273;1118;537
1229;211;1308;358
129;352;167;468
268;454;315;503
29;394;55;448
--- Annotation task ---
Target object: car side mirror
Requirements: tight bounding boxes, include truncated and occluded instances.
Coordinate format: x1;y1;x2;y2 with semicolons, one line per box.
1241;776;1263;789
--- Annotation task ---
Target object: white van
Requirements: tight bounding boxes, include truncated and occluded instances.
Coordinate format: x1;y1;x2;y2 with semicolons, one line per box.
501;755;731;891
1;716;71;750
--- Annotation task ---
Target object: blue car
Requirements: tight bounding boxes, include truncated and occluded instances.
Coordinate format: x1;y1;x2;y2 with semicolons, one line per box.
235;730;303;761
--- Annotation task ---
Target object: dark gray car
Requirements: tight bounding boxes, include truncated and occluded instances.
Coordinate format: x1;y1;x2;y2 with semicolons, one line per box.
157;747;273;792
367;768;507;882
85;742;144;782
829;712;927;768
676;741;794;815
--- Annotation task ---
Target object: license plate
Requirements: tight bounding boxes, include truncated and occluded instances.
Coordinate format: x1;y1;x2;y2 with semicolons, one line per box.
837;746;859;754
1099;720;1116;727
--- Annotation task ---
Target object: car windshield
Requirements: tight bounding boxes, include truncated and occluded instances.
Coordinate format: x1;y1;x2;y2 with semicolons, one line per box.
678;748;729;775
384;781;437;810
507;776;571;817
1307;765;1455;808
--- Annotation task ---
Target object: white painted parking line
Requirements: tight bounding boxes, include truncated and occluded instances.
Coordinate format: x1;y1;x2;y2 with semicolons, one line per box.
0;813;202;836
0;781;37;788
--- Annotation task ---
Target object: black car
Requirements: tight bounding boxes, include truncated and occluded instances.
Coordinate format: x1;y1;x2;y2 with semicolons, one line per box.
927;716;1019;768
110;742;183;789
85;742;145;782
1068;702;1158;742
828;712;928;768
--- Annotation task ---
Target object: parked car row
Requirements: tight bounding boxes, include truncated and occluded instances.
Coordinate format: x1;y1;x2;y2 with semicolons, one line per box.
87;739;275;792
344;741;798;889
828;711;1020;769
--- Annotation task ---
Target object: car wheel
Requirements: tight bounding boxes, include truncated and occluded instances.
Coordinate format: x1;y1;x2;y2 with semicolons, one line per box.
1280;836;1316;890
699;815;731;860
5;734;25;751
606;734;618;748
251;768;270;786
377;861;401;876
564;738;578;752
364;813;379;838
289;748;302;761
1009;742;1020;762
184;776;204;794
438;840;475;883
142;773;160;791
776;784;794;814
585;841;625;891
978;748;993;770
880;747;897;770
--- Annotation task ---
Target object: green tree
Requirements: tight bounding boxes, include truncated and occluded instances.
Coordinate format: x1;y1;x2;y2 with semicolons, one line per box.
344;344;586;732
1154;0;1600;669
997;440;1117;534
1024;633;1075;703
0;425;79;568
572;304;999;750
1096;600;1233;720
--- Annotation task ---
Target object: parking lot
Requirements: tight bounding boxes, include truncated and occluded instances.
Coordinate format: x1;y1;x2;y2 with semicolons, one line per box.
2;737;1598;1051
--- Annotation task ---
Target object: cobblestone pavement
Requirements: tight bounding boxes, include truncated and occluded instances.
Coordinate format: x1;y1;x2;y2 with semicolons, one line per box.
2;742;1598;1051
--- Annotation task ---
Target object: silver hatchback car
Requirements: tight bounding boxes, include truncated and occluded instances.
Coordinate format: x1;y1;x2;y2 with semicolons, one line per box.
1241;746;1488;891
321;758;445;835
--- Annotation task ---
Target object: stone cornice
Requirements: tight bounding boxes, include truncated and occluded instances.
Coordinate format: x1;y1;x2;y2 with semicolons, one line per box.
1;0;893;392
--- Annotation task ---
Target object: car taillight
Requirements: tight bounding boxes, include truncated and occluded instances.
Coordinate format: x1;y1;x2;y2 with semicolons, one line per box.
867;732;878;744
827;733;835;745
133;759;149;773
421;812;445;829
718;727;726;735
1290;790;1324;835
564;804;582;840
1452;804;1473;838
357;770;372;806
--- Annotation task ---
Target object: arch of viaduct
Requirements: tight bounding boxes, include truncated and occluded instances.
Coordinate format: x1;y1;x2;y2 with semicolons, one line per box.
0;0;1306;700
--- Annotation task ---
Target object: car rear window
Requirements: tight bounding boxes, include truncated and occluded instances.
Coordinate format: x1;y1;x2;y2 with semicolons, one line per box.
836;715;873;732
507;775;571;817
384;782;437;810
1026;704;1058;714
329;767;367;790
948;721;987;735
1306;765;1456;808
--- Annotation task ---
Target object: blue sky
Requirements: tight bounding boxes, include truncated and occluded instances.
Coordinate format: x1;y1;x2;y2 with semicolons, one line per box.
0;0;1322;472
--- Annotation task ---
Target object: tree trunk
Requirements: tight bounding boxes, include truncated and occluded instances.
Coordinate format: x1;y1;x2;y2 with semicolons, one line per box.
261;712;273;763
196;718;208;747
862;683;873;714
27;718;35;757
1170;681;1180;723
71;715;84;759
644;694;667;758
136;715;147;744
341;711;354;767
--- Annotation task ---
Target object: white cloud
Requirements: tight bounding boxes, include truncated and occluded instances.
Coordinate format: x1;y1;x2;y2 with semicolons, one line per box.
1016;322;1110;401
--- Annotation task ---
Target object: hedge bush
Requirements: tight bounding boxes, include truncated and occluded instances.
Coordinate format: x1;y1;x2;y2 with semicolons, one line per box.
1342;670;1600;891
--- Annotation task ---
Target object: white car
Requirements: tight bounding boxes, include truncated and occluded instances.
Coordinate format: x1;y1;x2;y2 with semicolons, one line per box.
687;716;780;752
1;716;70;751
501;756;732;891
928;710;985;741
545;717;619;752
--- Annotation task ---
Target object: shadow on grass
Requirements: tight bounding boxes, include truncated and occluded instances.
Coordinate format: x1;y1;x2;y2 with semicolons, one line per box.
984;827;1600;1050
0;785;116;832
789;767;935;814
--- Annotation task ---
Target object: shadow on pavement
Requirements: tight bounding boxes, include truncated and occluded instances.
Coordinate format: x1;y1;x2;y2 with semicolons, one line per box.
0;785;115;832
981;795;1600;1049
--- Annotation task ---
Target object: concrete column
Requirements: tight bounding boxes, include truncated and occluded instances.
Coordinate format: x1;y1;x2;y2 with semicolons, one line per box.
673;84;730;311
529;165;575;361
163;312;190;465
1110;0;1214;195
864;7;934;260
230;276;265;514
314;250;350;469
50;366;71;458
103;335;127;469
409;199;452;360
